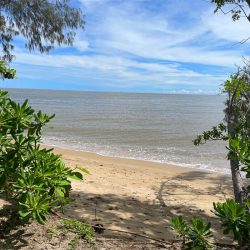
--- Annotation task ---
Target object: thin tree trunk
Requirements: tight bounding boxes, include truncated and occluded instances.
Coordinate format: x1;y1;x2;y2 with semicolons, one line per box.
229;158;243;204
228;116;243;205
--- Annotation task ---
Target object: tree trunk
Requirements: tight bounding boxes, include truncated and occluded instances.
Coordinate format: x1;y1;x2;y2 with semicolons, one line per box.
229;158;243;204
228;116;243;205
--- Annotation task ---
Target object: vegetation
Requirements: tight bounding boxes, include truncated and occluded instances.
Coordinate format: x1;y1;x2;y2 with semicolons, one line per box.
213;199;250;245
171;216;213;250
212;0;250;42
0;0;84;62
0;0;86;225
194;70;250;205
0;60;16;79
172;2;250;245
212;0;250;22
193;64;250;248
62;218;95;249
0;86;88;224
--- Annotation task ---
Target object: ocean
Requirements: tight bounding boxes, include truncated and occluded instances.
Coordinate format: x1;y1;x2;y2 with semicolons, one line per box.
7;88;229;174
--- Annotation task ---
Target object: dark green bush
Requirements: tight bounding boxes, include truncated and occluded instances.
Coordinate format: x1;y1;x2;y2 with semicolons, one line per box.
213;199;250;247
171;216;213;249
0;90;87;224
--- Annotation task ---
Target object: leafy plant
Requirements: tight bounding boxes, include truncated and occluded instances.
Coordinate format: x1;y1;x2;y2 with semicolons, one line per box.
187;219;213;250
0;60;16;79
62;218;95;248
171;216;213;249
0;90;88;224
171;216;189;246
213;199;250;247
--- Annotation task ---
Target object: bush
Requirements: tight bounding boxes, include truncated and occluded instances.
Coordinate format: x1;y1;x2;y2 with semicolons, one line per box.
213;199;250;247
171;216;213;249
0;90;87;224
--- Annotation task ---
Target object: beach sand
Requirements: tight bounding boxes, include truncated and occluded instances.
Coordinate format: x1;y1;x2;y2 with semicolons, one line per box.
50;147;233;243
0;145;234;247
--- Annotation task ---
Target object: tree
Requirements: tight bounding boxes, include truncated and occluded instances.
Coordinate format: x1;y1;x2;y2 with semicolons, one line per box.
212;0;250;21
0;0;84;62
194;66;250;205
173;2;250;248
192;65;250;247
205;0;250;203
212;0;250;42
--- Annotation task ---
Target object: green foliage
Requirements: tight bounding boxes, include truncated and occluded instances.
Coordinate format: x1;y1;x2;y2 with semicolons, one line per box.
171;216;213;250
227;118;250;184
193;123;227;146
224;75;250;96
62;218;95;248
213;199;250;246
0;60;16;79
0;90;88;224
0;0;84;62
171;216;189;245
211;1;250;22
194;68;250;246
194;72;250;176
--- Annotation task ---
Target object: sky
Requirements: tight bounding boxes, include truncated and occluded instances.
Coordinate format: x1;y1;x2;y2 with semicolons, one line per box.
2;0;250;94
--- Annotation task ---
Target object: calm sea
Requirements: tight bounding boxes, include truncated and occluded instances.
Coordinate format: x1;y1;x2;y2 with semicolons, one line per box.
7;88;229;174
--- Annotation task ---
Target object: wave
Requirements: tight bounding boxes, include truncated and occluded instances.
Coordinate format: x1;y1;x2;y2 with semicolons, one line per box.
43;136;230;175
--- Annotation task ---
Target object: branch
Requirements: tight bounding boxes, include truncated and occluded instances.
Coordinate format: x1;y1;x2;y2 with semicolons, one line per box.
218;6;238;15
235;3;249;21
246;0;250;9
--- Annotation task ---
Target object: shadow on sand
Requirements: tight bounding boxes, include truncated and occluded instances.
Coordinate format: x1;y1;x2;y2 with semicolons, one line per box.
0;170;235;248
64;170;233;243
0;203;33;249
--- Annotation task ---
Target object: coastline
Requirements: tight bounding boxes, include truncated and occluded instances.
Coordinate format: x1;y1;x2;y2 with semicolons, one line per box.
43;141;230;175
51;146;233;242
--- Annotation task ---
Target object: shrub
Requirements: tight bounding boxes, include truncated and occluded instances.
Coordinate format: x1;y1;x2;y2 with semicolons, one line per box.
213;199;250;247
171;216;213;249
0;90;87;224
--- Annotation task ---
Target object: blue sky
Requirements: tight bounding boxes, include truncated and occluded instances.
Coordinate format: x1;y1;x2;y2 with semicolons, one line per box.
2;0;250;94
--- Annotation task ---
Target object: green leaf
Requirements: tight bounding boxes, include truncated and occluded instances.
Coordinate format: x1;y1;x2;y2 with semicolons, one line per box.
55;187;65;197
19;210;31;218
69;172;83;180
76;165;91;175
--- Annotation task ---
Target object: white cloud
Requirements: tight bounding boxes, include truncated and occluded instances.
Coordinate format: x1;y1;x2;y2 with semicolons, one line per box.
11;0;250;93
202;9;250;42
74;39;89;51
14;52;226;89
78;0;247;67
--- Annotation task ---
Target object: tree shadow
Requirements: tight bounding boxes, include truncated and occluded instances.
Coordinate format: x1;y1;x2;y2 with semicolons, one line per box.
170;170;233;198
0;202;33;249
64;170;234;244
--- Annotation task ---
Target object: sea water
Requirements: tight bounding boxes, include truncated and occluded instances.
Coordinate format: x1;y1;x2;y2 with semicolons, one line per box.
7;88;229;174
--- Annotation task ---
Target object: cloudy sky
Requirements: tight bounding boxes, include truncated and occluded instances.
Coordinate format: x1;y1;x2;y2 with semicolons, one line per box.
3;0;250;94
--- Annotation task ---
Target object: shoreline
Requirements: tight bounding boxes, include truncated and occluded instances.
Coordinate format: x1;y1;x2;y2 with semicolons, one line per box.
44;143;230;176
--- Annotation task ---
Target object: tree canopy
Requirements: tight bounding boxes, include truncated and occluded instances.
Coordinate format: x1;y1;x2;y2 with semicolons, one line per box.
0;0;84;62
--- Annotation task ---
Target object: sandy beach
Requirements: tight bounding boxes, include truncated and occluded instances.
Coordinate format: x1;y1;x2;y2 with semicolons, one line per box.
50;146;233;243
0;145;235;249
